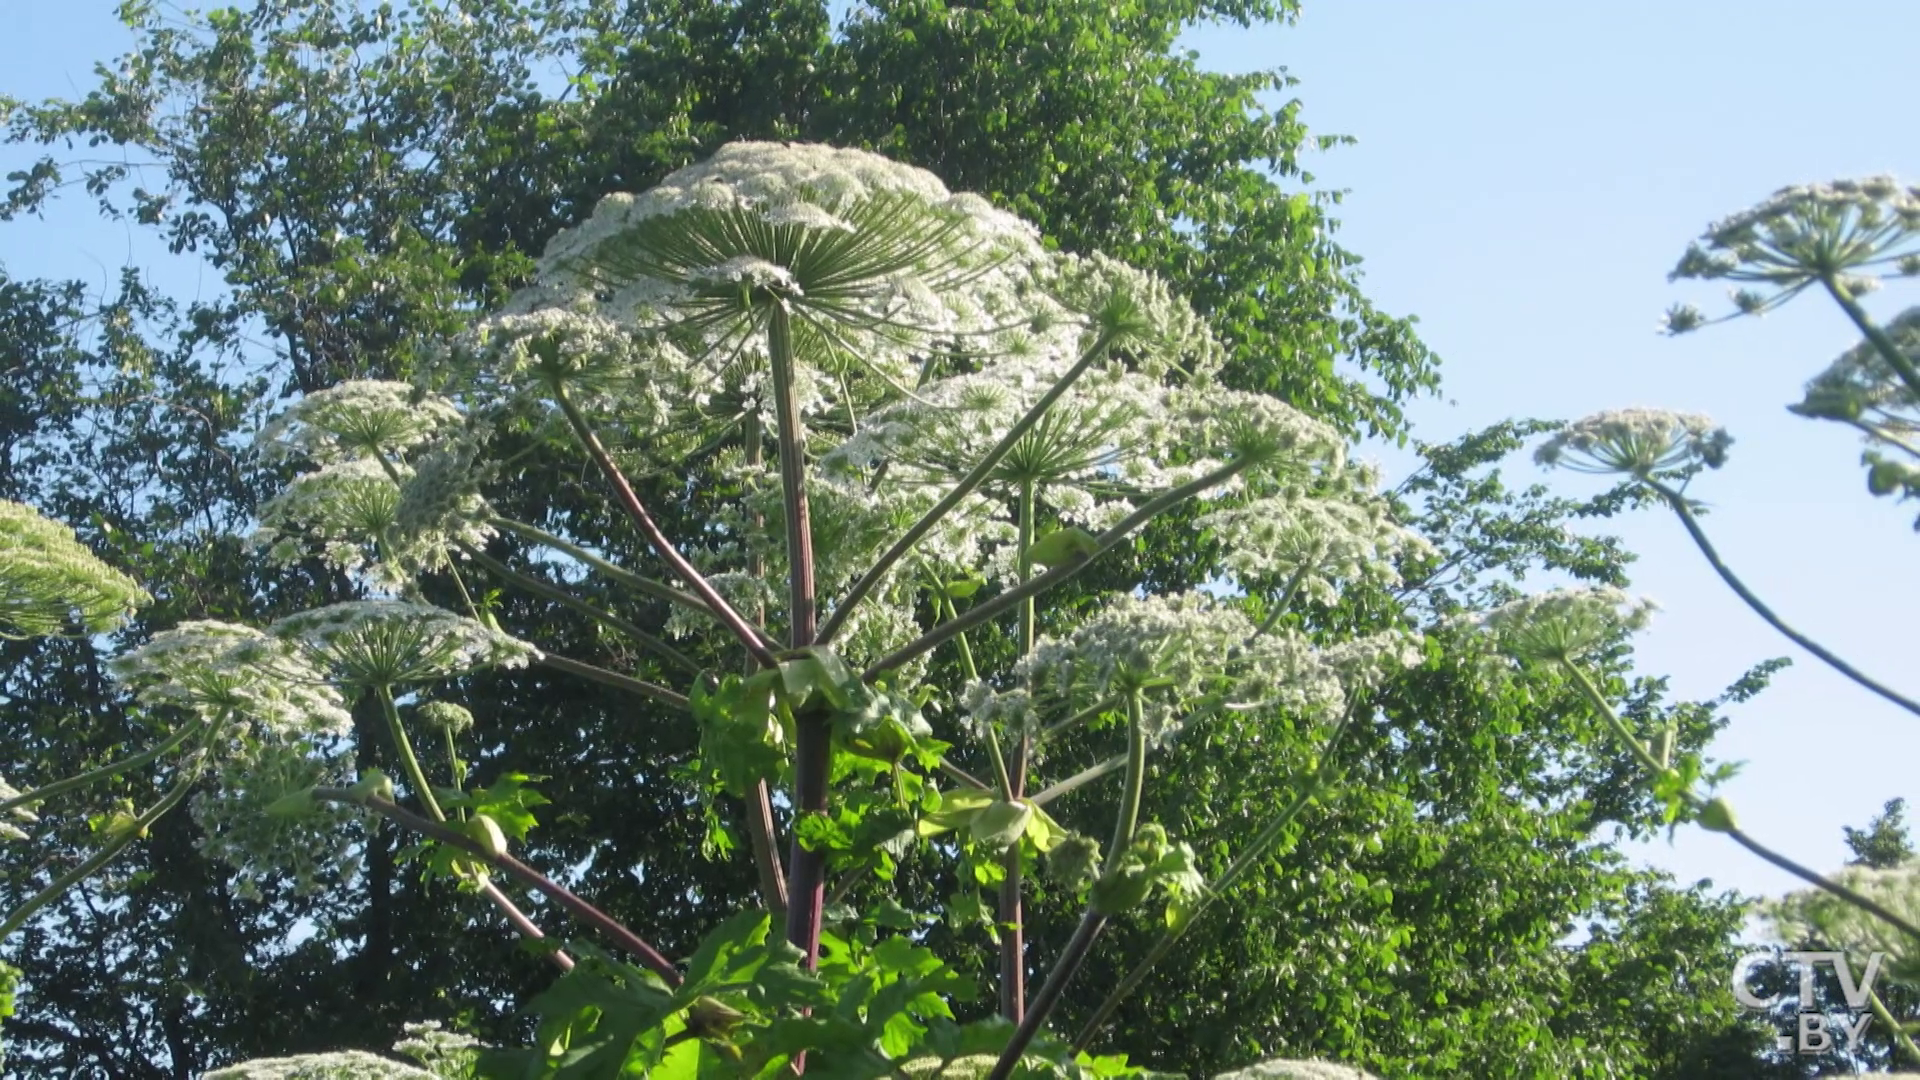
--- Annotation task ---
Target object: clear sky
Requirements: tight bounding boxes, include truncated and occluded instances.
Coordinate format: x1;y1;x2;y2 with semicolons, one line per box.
3;2;1917;907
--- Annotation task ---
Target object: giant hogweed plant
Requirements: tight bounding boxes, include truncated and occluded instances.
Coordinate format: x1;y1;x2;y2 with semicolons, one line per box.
1512;176;1920;1065
0;145;1428;1080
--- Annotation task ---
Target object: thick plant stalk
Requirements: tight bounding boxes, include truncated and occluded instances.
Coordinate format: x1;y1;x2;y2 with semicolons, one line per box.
552;384;778;669
459;544;703;675
989;688;1152;1076
1000;479;1039;1022
489;516;744;634
742;409;788;920
1643;480;1920;719
818;327;1120;646
765;301;832;971
1868;988;1920;1065
865;459;1253;678
316;788;674;982
986;913;1109;1080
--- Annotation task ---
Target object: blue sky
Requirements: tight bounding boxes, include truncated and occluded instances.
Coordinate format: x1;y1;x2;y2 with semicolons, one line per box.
3;2;1917;907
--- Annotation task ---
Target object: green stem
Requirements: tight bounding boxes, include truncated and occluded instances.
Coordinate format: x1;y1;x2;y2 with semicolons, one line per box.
741;410;788;921
985;912;1109;1080
1644;480;1920;719
377;685;446;824
441;726;466;801
1824;274;1920;403
536;653;689;710
0;771;196;939
1248;544;1323;643
865;459;1253;679
1000;480;1039;1022
1104;691;1149;872
1869;987;1920;1065
0;719;204;820
942;593;1013;800
552;382;778;669
459;544;702;676
1560;663;1670;777
818;327;1120;646
1038;695;1126;744
1029;755;1127;806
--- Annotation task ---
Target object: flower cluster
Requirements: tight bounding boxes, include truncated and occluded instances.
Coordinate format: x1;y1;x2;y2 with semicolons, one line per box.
971;593;1417;743
1668;176;1920;325
393;1021;483;1077
1473;586;1656;665
1795;306;1920;426
256;380;464;465
193;738;362;901
414;702;475;734
1198;486;1434;606
108;621;353;738
202;1050;436;1079
512;142;1060;396
251;459;405;578
0;500;150;639
1534;408;1732;478
270;601;538;688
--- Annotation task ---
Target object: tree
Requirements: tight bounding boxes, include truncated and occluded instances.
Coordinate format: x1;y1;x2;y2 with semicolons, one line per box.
1849;801;1914;871
0;3;1784;1077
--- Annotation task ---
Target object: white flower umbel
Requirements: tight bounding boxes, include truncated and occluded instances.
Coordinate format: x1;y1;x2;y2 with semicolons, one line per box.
1198;487;1434;607
271;601;538;688
1168;386;1345;480
444;307;703;419
524;142;1057;388
109;621;353;738
1474;586;1655;665
982;592;1390;743
202;1050;436;1079
393;1021;483;1076
392;437;497;568
1766;861;1920;985
252;459;405;577
256;380;465;465
1796;306;1920;438
0;500;150;639
826;360;1185;514
1669;176;1920;323
193;737;361;901
1042;251;1226;378
1534;408;1731;478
